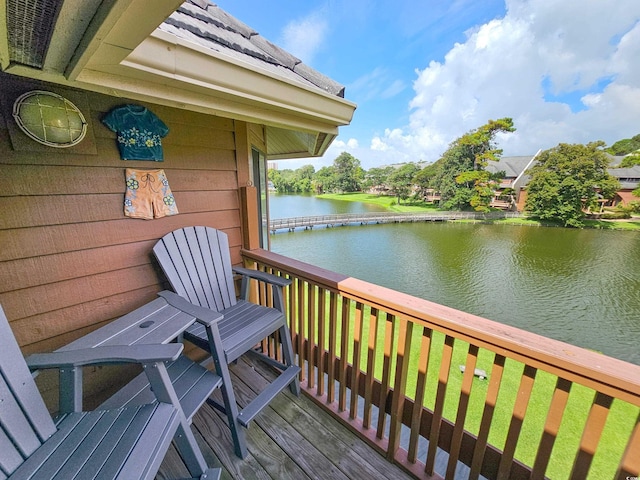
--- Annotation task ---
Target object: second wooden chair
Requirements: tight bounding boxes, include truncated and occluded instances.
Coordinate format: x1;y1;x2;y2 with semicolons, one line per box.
153;226;300;458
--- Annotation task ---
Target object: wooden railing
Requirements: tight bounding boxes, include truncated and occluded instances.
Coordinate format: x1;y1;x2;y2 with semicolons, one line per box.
242;249;640;480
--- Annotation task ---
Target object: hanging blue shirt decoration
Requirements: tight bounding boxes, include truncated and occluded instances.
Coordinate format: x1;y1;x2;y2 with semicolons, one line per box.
102;105;169;161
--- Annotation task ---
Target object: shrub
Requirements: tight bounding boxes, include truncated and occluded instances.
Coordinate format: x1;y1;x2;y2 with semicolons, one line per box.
601;211;631;219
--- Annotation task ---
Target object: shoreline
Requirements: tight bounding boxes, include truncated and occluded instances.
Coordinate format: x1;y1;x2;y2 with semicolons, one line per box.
313;192;640;231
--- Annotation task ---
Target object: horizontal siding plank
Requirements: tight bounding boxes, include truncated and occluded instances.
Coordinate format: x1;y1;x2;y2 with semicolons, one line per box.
0;134;237;171
163;122;236;149
11;286;162;349
0;212;241;261
0;191;239;229
1;235;242;294
0;241;156;291
0;264;159;320
0;165;237;196
89;109;235;149
0;194;124;228
87;99;235;131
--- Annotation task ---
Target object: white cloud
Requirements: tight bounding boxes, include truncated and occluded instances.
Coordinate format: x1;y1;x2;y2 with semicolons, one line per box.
332;138;359;149
365;0;640;164
349;67;407;103
281;12;328;64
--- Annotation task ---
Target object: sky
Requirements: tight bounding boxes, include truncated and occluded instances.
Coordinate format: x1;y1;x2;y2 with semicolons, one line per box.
215;0;640;170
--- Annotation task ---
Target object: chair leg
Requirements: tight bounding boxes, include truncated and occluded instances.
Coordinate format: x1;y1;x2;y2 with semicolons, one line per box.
204;324;248;459
143;361;210;476
279;324;300;397
218;373;248;459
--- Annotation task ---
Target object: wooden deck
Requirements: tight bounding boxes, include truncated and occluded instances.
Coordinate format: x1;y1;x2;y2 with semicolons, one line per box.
157;355;414;480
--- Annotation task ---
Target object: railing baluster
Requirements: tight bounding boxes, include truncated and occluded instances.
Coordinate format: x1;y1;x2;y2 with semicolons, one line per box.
297;278;306;382
350;302;365;419
307;284;316;389
289;275;298;359
531;377;572;479
339;297;351;412
376;313;395;440
426;335;455;475
317;287;327;397
327;291;338;404
497;364;537;480
570;392;614;479
265;266;278;359
616;413;640;480
363;307;380;430
388;316;413;460
469;354;506;480
408;326;432;462
446;344;480;479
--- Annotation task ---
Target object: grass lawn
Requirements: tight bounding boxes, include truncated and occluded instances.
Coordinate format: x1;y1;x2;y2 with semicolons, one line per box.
316;192;440;212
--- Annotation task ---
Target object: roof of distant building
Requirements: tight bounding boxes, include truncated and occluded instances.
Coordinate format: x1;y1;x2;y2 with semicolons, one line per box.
486;155;537;178
159;0;346;98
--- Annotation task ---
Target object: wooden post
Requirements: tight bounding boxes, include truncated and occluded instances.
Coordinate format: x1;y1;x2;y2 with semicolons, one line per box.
239;185;260;251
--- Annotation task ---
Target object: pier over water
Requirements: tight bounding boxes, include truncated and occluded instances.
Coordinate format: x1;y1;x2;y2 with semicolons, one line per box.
269;211;521;232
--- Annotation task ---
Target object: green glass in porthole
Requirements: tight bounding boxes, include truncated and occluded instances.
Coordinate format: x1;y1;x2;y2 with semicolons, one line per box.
12;90;87;148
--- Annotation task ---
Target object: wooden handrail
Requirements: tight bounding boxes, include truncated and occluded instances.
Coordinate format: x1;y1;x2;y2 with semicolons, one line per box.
241;248;640;479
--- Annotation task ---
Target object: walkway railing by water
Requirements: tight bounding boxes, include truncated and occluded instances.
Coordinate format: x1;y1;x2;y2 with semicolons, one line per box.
269;211;522;232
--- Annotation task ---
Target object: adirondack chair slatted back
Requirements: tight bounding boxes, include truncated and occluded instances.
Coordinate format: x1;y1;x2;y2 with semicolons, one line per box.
154;226;237;312
0;306;57;477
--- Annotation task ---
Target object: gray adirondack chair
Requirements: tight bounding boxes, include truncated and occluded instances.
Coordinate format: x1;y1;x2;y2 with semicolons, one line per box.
154;226;301;458
0;305;220;480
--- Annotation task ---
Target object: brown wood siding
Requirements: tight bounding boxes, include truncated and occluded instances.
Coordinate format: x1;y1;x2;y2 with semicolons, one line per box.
0;73;246;371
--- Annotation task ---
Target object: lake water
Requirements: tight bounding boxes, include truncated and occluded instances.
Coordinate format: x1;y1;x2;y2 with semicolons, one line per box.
269;194;640;365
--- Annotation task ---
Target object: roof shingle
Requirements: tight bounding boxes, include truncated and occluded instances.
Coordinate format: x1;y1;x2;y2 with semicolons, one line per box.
160;1;346;97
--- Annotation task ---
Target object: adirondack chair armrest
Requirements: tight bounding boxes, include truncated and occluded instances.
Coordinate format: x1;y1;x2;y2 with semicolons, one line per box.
158;290;224;327
25;344;183;369
232;266;292;287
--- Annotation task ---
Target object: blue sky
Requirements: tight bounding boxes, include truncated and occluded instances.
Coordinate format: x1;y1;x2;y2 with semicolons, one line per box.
216;0;640;170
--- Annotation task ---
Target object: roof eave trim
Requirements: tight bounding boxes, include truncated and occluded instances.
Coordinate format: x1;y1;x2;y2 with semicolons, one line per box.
125;30;356;125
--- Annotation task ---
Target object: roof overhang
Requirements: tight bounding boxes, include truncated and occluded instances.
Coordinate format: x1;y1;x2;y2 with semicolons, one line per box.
0;0;355;159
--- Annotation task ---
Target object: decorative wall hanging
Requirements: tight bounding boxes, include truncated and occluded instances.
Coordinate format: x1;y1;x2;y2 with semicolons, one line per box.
102;105;169;161
124;168;178;220
12;90;87;147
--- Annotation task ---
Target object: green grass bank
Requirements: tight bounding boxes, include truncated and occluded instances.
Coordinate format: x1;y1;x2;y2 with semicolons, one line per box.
315;192;640;230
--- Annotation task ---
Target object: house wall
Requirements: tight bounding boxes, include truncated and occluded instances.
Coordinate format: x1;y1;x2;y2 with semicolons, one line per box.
0;73;254;408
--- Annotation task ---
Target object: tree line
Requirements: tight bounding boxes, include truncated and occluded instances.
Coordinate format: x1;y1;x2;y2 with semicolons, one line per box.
268;119;640;227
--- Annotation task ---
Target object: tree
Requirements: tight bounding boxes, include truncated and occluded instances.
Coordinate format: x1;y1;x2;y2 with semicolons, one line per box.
387;163;420;204
619;153;640;168
606;134;640;156
313;166;337;194
268;165;315;193
433;118;515;211
364;166;394;192
414;162;440;198
525;142;620;227
332;152;364;192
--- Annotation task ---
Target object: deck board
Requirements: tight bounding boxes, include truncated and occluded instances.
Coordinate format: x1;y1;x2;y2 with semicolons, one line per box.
156;355;415;479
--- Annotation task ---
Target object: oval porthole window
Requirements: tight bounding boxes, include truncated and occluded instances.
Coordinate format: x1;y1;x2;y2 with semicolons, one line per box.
12;90;87;148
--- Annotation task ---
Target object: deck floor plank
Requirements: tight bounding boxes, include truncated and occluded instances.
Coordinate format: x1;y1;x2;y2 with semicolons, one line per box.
156;355;417;479
234;358;413;479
